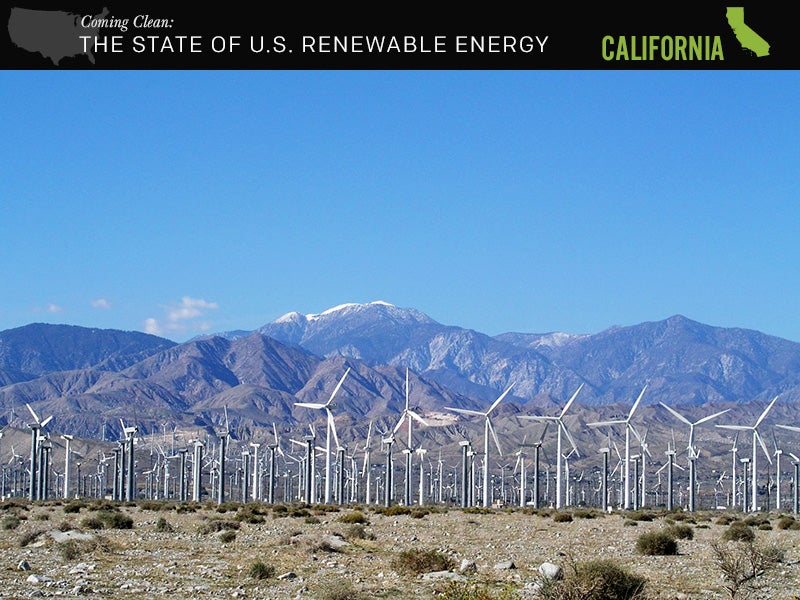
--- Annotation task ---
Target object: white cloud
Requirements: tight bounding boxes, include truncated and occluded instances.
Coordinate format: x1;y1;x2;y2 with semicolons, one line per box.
91;298;112;309
143;318;163;336
47;303;63;313
144;296;219;337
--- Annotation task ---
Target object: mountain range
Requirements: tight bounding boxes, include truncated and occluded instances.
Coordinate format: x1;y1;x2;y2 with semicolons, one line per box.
2;303;800;455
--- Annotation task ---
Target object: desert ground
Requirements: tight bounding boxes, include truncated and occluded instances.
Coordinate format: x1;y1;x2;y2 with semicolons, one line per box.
1;499;799;600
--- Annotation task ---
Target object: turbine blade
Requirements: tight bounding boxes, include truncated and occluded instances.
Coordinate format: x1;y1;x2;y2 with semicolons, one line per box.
40;415;53;429
295;402;325;409
488;382;515;415
26;403;40;423
408;410;429;427
327;367;351;406
328;410;339;450
716;425;752;431
694;408;730;426
776;424;800;433
561;422;579;458
518;415;558;422
560;383;584;418
488;418;502;456
365;421;373;447
755;395;780;428
628;385;647;420
405;368;410;411
659;402;691;426
392;414;406;434
755;431;772;464
587;419;625;428
446;407;485;417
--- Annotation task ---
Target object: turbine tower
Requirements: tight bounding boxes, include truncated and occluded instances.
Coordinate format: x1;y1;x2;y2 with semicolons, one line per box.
446;382;514;508
26;403;53;501
521;384;583;509
294;367;350;504
717;395;779;512
588;385;646;510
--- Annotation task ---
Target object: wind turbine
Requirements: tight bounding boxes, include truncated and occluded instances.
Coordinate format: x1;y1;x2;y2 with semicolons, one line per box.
26;403;53;501
294;367;350;504
520;384;583;509
659;403;729;511
446;382;514;508
717;395;779;512
393;369;428;505
361;421;373;504
588;385;646;510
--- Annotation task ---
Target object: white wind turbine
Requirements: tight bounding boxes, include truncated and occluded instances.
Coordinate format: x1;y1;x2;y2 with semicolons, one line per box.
446;382;515;508
393;368;428;505
588;385;647;510
519;383;583;510
717;395;779;512
294;367;350;504
26;403;53;501
659;403;729;511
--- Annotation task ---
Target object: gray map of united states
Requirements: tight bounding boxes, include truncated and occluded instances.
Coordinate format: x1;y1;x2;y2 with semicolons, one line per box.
8;7;108;65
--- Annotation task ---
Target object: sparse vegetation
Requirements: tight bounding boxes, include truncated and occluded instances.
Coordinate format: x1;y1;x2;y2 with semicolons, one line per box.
776;515;800;530
710;540;785;599
198;519;240;535
538;558;648;600
552;512;573;523
63;501;86;514
219;530;236;543
337;510;369;524
664;523;693;540
247;560;275;580
341;523;375;541
635;530;678;555
391;548;456;575
155;516;174;532
1;515;21;530
722;521;755;543
438;581;521;600
315;578;362;600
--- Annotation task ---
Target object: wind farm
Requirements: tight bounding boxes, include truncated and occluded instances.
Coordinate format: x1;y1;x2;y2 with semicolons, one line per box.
2;309;800;599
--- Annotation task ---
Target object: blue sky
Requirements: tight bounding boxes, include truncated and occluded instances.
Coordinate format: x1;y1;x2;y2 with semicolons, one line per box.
2;70;798;342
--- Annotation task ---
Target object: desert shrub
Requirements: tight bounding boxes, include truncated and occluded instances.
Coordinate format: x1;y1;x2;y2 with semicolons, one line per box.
461;506;492;515
271;504;288;515
742;515;769;527
316;578;362;600
18;529;45;547
155;517;174;532
214;501;239;513
664;523;694;540
711;540;785;599
100;510;133;529
87;500;117;512
176;503;198;514
391;548;456;575
219;530;236;543
623;519;638;527
305;516;321;525
198;519;240;534
81;515;105;530
63;501;86;514
410;508;429;519
337;511;368;524
625;510;654;522
757;523;772;531
247;560;275;580
56;538;100;561
552;512;573;523
722;522;755;543
716;514;738;526
1;515;21;530
378;505;413;516
635;530;678;555
572;508;598;519
34;512;50;521
668;512;695;523
438;581;521;600
538;558;647;600
236;509;266;524
57;520;74;532
0;500;28;511
290;508;311;518
776;516;800;530
341;523;375;541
